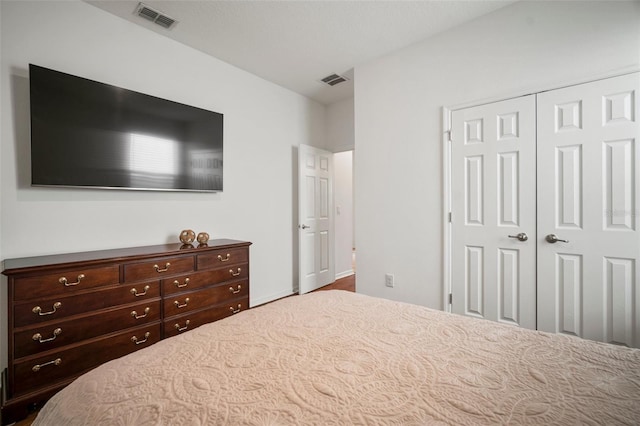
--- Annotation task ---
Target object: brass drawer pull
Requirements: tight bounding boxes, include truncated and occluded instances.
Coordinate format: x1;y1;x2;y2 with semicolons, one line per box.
131;307;150;319
174;278;190;288
32;358;62;372
33;302;62;316
154;263;171;273
175;320;191;332
131;332;150;345
229;284;242;294
230;304;242;314
59;274;85;287
32;328;62;343
218;253;231;262
130;285;150;297
174;298;190;309
229;267;242;277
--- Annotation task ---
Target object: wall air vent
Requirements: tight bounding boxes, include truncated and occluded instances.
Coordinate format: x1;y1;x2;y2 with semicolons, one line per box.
135;3;177;29
320;73;349;87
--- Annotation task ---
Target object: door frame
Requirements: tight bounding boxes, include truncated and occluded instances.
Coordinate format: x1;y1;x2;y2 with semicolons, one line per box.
442;69;640;315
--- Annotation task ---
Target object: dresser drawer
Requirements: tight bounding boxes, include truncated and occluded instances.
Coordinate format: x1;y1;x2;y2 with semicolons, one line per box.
197;247;249;270
123;256;194;283
164;280;249;318
14;299;161;358
162;266;248;296
163;297;247;338
14;281;160;328
12;323;161;397
12;266;119;301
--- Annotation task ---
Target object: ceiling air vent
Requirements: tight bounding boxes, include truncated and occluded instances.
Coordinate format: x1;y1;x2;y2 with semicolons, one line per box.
135;3;177;29
320;73;349;87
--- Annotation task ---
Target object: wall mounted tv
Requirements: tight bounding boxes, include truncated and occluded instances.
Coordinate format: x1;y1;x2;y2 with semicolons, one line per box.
29;64;223;192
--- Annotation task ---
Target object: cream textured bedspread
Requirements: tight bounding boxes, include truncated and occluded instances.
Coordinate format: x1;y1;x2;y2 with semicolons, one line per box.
34;290;640;425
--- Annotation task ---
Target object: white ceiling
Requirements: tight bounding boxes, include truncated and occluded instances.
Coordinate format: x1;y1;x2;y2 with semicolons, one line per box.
87;0;516;105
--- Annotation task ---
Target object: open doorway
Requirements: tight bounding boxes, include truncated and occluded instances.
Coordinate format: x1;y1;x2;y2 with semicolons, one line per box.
334;150;355;280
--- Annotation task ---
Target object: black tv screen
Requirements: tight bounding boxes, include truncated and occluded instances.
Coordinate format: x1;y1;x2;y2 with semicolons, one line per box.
29;64;223;192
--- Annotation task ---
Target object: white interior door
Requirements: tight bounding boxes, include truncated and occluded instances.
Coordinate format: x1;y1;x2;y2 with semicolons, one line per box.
298;144;334;294
537;73;640;347
451;95;537;329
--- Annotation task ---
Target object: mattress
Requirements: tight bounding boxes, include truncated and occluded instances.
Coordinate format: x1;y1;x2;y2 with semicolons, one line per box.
34;290;640;425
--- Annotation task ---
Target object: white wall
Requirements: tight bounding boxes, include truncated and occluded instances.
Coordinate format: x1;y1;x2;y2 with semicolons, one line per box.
326;97;354;153
1;1;326;369
354;1;640;308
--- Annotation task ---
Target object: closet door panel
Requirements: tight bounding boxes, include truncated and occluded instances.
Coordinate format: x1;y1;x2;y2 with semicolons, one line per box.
451;95;537;329
537;72;640;347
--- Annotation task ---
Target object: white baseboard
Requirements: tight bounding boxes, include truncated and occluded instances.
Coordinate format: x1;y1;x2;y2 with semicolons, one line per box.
252;272;353;307
335;269;354;280
251;289;296;308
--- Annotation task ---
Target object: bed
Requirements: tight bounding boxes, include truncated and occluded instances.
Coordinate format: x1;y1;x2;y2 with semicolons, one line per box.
33;290;640;425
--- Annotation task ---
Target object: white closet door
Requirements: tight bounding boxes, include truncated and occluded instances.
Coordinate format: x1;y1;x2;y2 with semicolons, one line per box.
537;73;640;347
451;95;537;329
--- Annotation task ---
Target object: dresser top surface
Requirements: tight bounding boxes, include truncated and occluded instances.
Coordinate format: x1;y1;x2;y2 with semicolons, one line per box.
2;239;251;275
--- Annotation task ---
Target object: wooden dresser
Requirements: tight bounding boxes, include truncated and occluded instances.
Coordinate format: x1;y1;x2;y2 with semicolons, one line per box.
1;239;251;425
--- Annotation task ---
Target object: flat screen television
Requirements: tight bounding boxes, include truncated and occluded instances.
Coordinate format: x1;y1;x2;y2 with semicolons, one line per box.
29;64;223;192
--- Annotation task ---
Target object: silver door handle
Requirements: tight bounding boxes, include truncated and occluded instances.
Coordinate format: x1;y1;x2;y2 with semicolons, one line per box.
508;232;528;242
300;224;310;229
546;234;569;244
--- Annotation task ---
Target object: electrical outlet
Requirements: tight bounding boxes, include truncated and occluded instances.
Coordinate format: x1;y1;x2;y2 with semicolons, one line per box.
385;273;394;288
